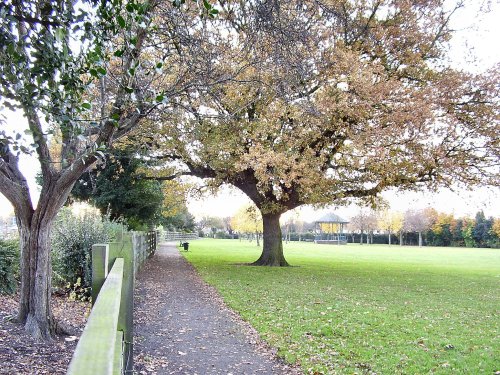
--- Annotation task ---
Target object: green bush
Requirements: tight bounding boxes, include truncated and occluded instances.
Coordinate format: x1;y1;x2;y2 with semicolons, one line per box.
0;238;20;294
51;206;122;298
215;231;234;239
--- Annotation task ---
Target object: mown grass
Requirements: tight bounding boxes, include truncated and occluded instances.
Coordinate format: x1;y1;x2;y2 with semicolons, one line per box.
182;239;500;374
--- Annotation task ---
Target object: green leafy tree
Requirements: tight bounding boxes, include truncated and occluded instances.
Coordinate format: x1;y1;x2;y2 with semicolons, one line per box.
430;213;454;246
472;211;494;248
161;205;196;232
451;218;465;247
72;148;164;230
0;0;213;339
462;218;476;248
491;218;500;247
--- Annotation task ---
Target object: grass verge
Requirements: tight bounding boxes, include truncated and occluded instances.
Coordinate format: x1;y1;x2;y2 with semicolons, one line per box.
182;239;499;374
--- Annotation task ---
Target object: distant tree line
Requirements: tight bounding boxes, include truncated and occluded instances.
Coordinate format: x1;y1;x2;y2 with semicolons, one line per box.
194;206;499;249
348;209;500;248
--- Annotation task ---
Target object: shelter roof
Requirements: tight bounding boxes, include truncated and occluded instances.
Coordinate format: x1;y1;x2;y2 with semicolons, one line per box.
315;212;349;224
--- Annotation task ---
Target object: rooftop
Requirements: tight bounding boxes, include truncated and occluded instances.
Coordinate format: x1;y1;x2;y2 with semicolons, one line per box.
315;212;349;224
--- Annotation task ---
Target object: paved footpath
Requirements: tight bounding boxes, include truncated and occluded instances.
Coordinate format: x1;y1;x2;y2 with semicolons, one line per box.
134;243;299;375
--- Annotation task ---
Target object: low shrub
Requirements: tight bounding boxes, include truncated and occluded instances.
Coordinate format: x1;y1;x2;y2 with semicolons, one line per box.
215;231;235;239
0;238;20;294
51;206;122;299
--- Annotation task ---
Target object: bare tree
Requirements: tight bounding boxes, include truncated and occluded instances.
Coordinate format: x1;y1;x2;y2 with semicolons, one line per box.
404;209;433;247
350;210;369;245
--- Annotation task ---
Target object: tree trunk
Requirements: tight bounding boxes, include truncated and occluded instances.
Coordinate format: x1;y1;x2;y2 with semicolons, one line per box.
418;231;422;247
388;230;392;245
18;221;53;340
256;231;260;246
400;231;403;246
359;231;363;244
16;208;68;341
251;213;289;266
14;178;74;341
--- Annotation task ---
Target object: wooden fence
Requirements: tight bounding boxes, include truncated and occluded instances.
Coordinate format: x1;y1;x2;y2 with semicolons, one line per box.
67;231;157;375
132;231;157;273
161;231;199;242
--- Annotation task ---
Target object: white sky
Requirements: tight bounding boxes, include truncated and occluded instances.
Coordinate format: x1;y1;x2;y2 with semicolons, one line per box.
1;1;499;221
186;185;500;222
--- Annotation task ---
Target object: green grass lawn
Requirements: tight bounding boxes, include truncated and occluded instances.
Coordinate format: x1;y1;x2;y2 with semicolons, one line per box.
181;239;500;374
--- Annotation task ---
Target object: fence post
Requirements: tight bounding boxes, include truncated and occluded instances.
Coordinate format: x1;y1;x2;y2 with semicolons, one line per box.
153;231;158;255
132;232;137;273
91;244;109;306
109;236;135;374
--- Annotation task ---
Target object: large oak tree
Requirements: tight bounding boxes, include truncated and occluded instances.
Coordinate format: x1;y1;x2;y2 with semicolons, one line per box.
142;0;499;266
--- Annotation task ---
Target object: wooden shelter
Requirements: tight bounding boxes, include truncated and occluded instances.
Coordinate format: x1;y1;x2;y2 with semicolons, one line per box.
314;213;349;244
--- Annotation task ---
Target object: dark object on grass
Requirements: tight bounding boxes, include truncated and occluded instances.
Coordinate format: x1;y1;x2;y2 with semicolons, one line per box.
182;242;189;251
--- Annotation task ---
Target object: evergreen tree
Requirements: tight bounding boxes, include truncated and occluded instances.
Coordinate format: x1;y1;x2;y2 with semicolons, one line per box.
473;211;493;248
72;149;164;230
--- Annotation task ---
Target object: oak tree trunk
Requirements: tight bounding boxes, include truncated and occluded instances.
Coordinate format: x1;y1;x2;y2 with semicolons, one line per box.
251;213;289;266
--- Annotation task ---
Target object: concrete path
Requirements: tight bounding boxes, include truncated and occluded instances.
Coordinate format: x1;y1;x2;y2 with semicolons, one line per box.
134;243;299;375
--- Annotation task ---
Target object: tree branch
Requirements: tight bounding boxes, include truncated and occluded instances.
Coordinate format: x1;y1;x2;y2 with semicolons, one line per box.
0;153;34;223
25;108;53;177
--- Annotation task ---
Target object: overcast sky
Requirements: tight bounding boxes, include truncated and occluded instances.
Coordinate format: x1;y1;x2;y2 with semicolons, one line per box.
1;1;499;220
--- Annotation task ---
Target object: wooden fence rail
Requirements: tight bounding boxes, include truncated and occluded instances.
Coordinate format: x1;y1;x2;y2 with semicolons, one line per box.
132;231;157;273
161;231;199;242
67;231;157;375
67;258;124;374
